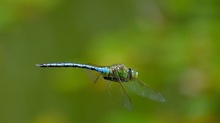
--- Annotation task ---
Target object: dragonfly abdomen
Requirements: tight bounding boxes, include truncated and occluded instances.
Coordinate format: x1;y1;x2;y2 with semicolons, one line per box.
36;62;96;69
36;63;110;73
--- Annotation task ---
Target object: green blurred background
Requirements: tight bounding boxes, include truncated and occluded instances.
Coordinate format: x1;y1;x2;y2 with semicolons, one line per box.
1;0;220;123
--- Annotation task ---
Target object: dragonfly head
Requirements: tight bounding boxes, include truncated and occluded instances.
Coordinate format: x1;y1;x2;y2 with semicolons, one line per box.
129;68;138;80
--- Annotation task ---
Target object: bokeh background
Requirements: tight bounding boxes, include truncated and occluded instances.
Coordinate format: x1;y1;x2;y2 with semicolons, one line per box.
1;0;220;123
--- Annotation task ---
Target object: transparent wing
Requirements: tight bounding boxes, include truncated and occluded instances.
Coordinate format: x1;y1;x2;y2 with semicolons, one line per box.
105;81;133;111
124;78;166;102
84;69;102;83
85;68;133;111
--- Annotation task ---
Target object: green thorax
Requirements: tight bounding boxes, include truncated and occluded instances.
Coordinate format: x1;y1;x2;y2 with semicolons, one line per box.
102;64;138;82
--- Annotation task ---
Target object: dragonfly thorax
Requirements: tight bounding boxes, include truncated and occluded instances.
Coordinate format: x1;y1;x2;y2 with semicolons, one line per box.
103;64;138;83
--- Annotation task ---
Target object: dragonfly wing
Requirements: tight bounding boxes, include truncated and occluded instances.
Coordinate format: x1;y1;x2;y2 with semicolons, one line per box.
105;81;133;111
124;78;166;102
84;69;102;83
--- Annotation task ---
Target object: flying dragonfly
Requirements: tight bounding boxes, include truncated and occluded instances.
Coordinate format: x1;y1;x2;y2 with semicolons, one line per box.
36;62;166;111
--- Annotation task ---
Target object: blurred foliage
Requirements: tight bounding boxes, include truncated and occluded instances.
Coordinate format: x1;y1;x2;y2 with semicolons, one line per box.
0;0;220;123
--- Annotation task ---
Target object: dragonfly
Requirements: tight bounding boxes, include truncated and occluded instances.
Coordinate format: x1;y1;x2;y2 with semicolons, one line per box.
36;62;166;111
